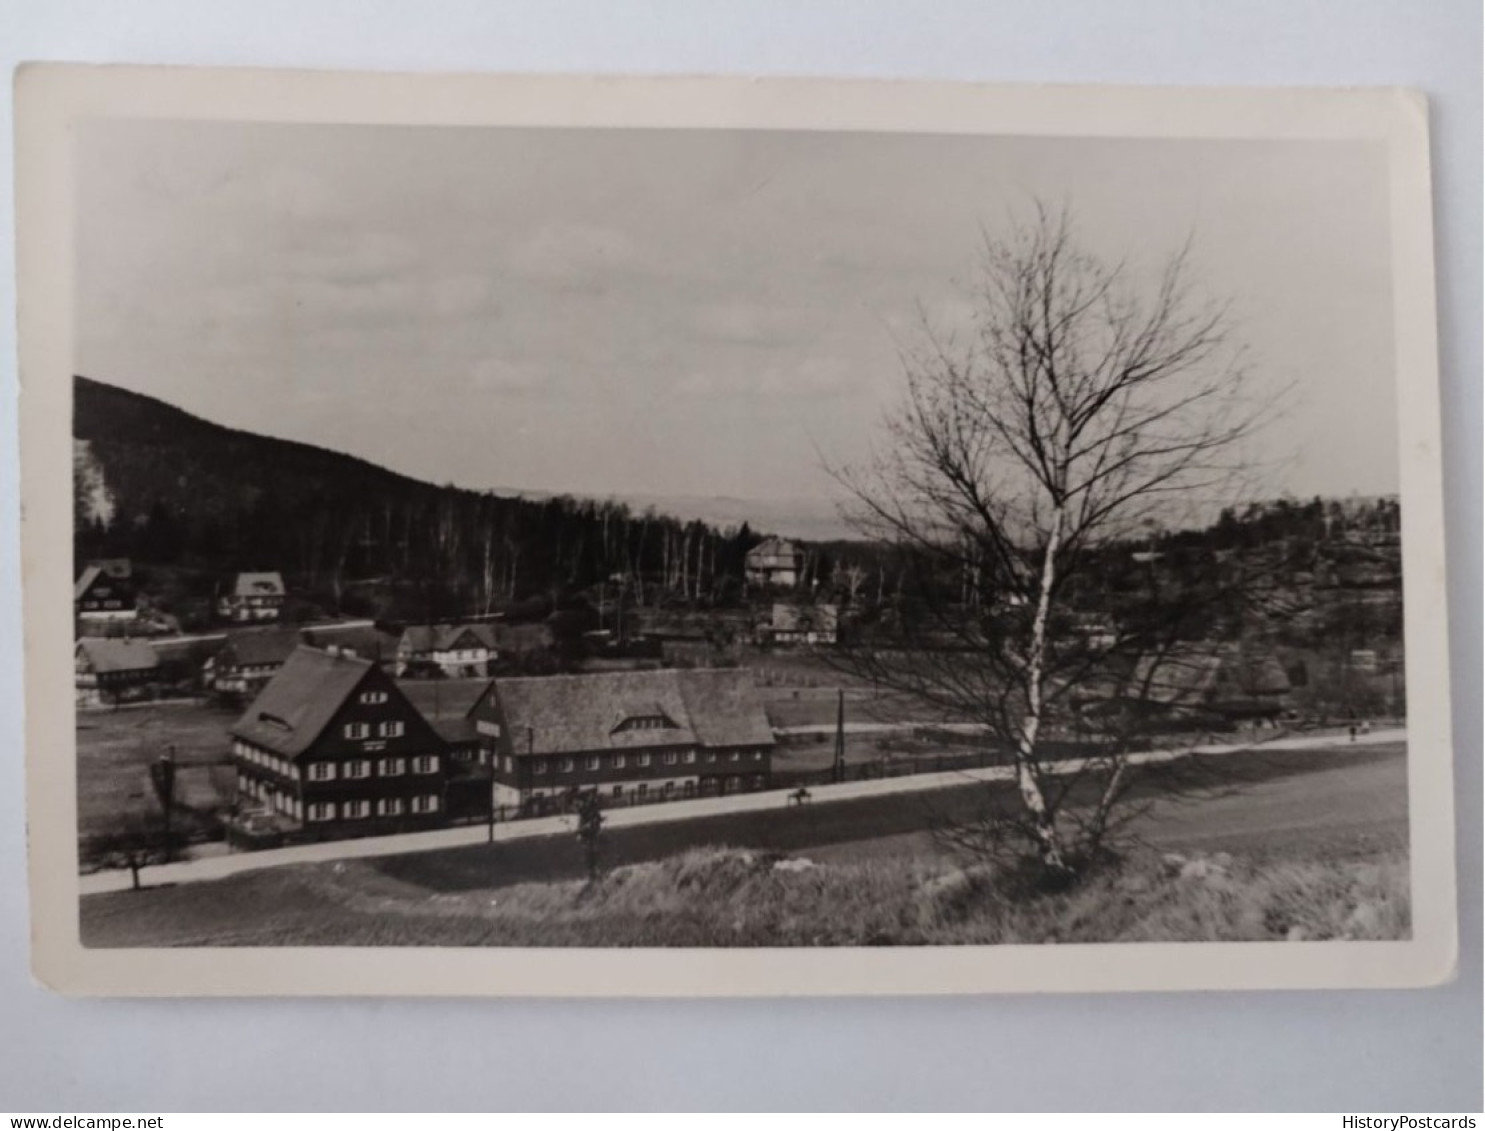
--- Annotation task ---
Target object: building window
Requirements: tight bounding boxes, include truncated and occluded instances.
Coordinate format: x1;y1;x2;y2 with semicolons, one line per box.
683;750;696;764
585;755;601;771
359;691;388;705
558;757;574;773
638;753;652;768
637;783;649;798
663;751;678;766
412;794;440;814
533;758;548;776
705;751;717;763
378;720;405;738
344;722;371;740
343;800;371;819
377;798;405;817
412;755;439;774
612;753;626;770
308;762;336;782
683;781;696;798
729;752;741;763
344;760;371;780
612;784;624;797
307;802;335;822
662;781;675;796
501;754;513;772
379;757;406;777
753;751;764;762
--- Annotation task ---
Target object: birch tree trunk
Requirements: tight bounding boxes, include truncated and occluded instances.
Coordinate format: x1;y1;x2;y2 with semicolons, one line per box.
1014;505;1069;873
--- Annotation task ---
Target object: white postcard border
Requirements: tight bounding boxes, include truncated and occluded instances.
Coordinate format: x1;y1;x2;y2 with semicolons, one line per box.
16;65;1457;996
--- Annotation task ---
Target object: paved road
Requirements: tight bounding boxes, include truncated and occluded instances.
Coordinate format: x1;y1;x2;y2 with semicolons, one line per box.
77;727;1405;895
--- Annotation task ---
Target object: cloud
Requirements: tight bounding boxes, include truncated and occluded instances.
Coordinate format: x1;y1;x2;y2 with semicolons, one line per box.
470;357;552;396
505;222;652;282
671;356;860;400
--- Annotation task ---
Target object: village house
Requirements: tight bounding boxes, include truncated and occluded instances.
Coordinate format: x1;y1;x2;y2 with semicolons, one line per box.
75;637;159;706
756;601;838;647
204;625;399;699
217;571;287;623
204;628;307;699
470;668;775;815
394;623;499;678
74;558;138;624
230;645;451;837
1113;644;1293;724
744;537;804;588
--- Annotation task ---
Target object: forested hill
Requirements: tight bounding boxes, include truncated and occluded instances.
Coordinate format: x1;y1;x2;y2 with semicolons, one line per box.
72;375;764;622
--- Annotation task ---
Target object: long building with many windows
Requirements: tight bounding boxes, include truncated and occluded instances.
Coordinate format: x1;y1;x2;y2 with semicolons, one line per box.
230;645;450;835
469;668;775;815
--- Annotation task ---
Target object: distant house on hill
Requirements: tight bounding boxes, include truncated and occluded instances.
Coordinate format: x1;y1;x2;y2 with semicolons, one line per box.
230;646;452;838
75;637;158;706
395;623;498;678
217;572;287;623
745;537;803;588
470;668;775;815
757;602;838;647
74;559;137;624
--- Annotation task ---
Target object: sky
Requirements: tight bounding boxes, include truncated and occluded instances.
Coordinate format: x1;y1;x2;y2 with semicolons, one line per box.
75;121;1400;509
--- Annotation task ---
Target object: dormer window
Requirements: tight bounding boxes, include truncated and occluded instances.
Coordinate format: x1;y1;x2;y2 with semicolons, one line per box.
614;713;674;734
359;691;388;705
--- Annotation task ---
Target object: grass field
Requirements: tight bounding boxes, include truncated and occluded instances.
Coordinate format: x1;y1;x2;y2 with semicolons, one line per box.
75;701;240;839
78;841;1409;948
80;742;1407;946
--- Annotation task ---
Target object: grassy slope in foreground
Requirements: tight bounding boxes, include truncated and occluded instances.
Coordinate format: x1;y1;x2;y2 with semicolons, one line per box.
80;843;1409;948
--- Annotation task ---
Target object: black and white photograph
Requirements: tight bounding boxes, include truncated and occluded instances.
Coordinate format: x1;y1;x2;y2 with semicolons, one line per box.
18;69;1455;994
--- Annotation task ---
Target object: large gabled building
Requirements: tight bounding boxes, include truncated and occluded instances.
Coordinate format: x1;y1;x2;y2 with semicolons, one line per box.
230;645;451;835
470;668;775;815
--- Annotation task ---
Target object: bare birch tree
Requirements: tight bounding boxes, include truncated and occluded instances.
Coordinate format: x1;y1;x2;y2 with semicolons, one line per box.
832;205;1272;882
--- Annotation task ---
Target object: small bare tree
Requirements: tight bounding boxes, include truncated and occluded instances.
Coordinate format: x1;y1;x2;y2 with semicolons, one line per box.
833;204;1273;883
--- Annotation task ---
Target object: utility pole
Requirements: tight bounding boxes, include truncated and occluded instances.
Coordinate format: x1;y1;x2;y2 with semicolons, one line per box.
831;688;846;784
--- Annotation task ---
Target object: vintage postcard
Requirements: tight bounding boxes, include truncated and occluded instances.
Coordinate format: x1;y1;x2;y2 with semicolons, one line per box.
16;66;1456;995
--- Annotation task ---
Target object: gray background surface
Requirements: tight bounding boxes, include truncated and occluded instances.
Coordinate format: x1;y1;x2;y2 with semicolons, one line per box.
0;0;1478;1112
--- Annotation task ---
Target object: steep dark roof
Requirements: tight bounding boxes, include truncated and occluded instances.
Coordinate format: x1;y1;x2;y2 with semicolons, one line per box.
1132;645;1291;706
73;565;104;602
215;628;307;669
675;669;776;748
399;623;498;654
746;537;802;566
230;645;372;758
768;602;838;632
211;624;398;672
491;621;554;654
431;716;479;746
227;571;286;598
481;668;772;757
75;638;158;674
